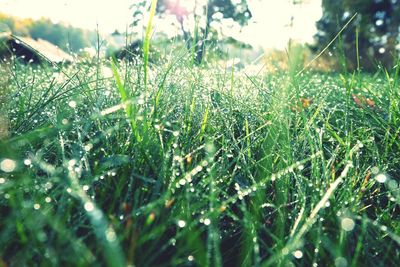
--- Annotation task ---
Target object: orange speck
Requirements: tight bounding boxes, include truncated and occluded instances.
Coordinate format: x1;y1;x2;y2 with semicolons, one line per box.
291;97;312;112
366;98;375;108
361;171;371;190
300;98;312;108
149;212;155;221
352;94;376;109
165;199;175;208
352;94;364;107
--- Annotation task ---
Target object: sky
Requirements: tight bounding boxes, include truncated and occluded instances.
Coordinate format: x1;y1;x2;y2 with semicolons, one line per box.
0;0;322;49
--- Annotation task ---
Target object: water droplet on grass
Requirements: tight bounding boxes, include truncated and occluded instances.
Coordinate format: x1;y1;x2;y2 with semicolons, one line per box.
177;220;186;228
375;173;387;183
84;202;95;212
68;100;77;108
293;250;303;259
0;159;16;172
68;159;77;167
84;144;93;152
335;257;348;267
106;228;117;242
341;217;355;231
388;179;398;190
371;166;379;174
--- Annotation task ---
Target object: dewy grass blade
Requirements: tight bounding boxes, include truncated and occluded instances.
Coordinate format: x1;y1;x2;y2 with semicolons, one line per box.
143;0;158;91
111;58;140;141
296;13;358;76
111;58;128;104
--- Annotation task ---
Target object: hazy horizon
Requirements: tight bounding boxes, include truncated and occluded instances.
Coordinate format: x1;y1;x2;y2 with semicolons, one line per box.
0;0;322;49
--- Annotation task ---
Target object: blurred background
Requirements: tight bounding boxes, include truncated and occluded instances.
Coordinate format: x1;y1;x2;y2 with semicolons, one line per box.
0;0;399;71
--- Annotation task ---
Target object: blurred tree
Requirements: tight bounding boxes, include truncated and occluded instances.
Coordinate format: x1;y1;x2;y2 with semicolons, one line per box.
0;13;32;36
314;0;400;71
29;19;91;52
132;0;252;64
131;0;148;32
0;14;93;52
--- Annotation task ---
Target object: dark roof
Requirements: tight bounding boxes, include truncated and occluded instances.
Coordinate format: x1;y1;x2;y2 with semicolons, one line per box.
1;34;73;64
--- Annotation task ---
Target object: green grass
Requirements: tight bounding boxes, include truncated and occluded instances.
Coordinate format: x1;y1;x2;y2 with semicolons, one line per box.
0;46;400;267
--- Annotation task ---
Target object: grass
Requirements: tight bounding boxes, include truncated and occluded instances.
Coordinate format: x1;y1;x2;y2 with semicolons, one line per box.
0;39;400;266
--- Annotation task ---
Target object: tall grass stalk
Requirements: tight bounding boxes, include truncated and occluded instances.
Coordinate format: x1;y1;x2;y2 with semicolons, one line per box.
143;0;158;92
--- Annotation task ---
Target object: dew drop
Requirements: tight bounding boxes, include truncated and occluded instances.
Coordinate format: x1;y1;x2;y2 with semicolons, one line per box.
84;144;93;152
68;100;77;108
68;159;77;167
293;250;303;259
84;202;95;212
0;159;17;172
388;179;398;190
335;257;348;267
375;173;387;183
341;217;355;231
105;228;117;242
177;220;186;228
371;166;379;174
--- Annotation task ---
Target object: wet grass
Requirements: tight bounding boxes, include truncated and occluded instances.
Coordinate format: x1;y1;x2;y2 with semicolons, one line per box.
0;51;400;267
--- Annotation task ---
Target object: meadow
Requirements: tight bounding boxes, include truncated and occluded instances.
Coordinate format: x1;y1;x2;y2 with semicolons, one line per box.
0;40;400;266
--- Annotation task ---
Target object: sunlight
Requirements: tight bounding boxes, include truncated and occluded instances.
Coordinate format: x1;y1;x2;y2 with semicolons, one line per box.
243;0;323;48
0;0;132;33
165;0;209;21
0;0;322;49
